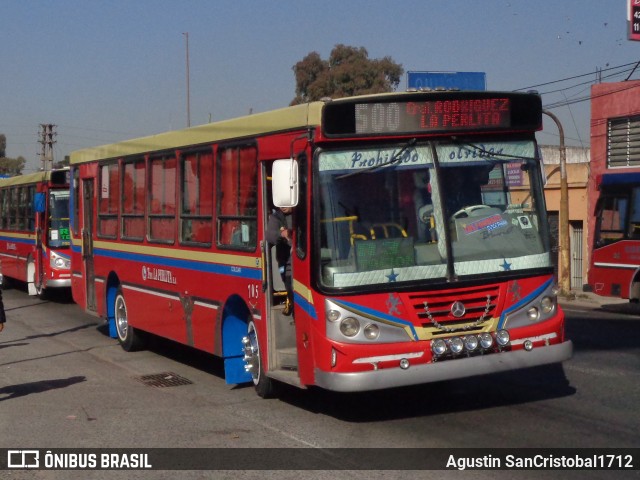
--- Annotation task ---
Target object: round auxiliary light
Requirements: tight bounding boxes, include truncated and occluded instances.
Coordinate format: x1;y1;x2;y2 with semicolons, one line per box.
495;329;510;347
524;339;533;351
449;337;464;355
399;358;410;370
527;307;540;321
432;338;447;356
327;310;341;322
340;317;360;337
464;335;479;352
363;323;380;340
478;332;494;349
540;297;554;314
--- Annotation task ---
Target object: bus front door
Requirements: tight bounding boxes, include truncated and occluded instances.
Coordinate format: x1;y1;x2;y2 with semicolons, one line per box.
82;179;97;312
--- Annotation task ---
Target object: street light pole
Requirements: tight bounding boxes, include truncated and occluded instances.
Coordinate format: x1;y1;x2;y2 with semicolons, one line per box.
543;109;571;296
183;32;191;128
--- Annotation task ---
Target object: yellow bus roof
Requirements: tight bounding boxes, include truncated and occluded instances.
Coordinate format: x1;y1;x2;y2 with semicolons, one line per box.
70;101;325;164
0;169;64;188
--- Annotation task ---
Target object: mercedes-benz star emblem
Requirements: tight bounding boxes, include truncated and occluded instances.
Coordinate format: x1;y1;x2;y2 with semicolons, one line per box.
450;301;466;318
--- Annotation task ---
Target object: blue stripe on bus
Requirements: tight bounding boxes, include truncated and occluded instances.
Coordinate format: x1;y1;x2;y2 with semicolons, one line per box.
87;247;262;280
0;235;35;245
498;277;553;329
293;291;318;320
330;299;419;341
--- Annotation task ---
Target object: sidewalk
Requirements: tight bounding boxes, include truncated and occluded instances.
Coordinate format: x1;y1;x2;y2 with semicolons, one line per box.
558;290;640;314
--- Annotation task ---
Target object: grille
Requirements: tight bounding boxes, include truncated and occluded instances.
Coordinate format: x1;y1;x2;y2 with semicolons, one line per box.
408;284;500;336
135;372;194;388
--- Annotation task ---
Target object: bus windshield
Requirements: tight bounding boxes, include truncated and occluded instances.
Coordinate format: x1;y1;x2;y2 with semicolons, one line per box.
317;140;552;289
48;189;71;248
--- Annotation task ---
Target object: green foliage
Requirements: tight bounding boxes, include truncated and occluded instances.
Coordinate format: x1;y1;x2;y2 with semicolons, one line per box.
0;133;27;175
291;44;404;105
0;157;26;176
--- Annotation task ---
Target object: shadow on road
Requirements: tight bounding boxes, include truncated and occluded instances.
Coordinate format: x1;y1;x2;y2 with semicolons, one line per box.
0;376;86;401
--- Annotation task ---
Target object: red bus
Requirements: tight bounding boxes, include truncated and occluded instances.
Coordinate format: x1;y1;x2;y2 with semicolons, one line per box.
0;169;71;298
590;173;640;300
69;91;572;397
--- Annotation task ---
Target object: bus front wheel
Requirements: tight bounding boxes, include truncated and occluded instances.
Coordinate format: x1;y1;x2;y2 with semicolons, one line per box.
243;321;275;398
114;287;145;352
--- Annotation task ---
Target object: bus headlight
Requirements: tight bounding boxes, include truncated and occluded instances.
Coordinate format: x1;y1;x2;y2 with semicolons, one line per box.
327;310;341;322
540;296;554;314
449;336;464;355
527;307;540;321
464;335;479;352
363;324;379;340
496;329;510;347
432;338;447;356
479;332;493;349
50;252;70;269
340;317;360;337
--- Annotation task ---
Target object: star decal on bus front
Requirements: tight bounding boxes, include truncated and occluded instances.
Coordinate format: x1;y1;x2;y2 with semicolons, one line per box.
500;259;512;271
386;269;399;282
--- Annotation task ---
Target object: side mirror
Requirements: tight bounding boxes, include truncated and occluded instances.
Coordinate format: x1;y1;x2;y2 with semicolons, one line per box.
272;159;299;207
33;192;46;213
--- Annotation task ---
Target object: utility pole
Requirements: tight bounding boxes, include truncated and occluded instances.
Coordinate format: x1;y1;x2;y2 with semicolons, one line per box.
542;110;571;296
183;32;191;127
38;124;57;171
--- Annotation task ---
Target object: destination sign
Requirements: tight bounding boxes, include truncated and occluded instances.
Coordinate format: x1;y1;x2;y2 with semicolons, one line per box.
354;99;510;134
322;92;542;137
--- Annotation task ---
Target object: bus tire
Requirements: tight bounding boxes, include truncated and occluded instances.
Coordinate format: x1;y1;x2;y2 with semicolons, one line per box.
245;320;276;398
113;287;145;352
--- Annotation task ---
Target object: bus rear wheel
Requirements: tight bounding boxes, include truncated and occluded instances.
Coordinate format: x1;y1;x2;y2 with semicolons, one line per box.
114;287;145;352
243;321;276;398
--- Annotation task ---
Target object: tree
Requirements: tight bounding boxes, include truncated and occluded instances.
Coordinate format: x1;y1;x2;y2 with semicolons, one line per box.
0;134;26;176
0;157;26;176
291;44;404;105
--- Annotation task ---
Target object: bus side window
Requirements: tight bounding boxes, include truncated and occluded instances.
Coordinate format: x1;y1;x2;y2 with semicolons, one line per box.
596;195;628;246
629;187;640;238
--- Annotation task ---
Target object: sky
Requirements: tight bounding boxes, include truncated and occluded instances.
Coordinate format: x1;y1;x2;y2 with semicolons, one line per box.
1;0;638;173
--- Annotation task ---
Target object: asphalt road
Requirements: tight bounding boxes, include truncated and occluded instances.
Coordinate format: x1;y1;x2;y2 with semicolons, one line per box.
0;286;638;480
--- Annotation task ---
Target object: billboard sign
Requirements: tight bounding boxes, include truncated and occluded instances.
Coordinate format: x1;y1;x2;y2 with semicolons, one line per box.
407;71;486;91
629;0;640;41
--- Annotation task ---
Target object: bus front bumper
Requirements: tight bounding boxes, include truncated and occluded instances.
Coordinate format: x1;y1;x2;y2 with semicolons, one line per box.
314;340;573;392
46;278;71;288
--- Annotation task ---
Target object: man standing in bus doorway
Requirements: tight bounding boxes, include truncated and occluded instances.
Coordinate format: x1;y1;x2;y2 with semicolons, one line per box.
267;206;293;316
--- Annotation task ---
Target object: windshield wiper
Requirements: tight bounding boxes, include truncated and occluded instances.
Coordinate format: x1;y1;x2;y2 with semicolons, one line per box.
336;138;417;180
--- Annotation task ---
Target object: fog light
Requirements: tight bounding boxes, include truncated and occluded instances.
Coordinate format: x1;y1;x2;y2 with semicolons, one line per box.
399;358;410;370
449;337;464;354
464;335;479;352
524;339;533;351
540;296;554;314
496;329;510;346
527;307;540;321
432;338;447;356
340;317;360;337
479;332;493;349
327;310;341;322
363;323;380;340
